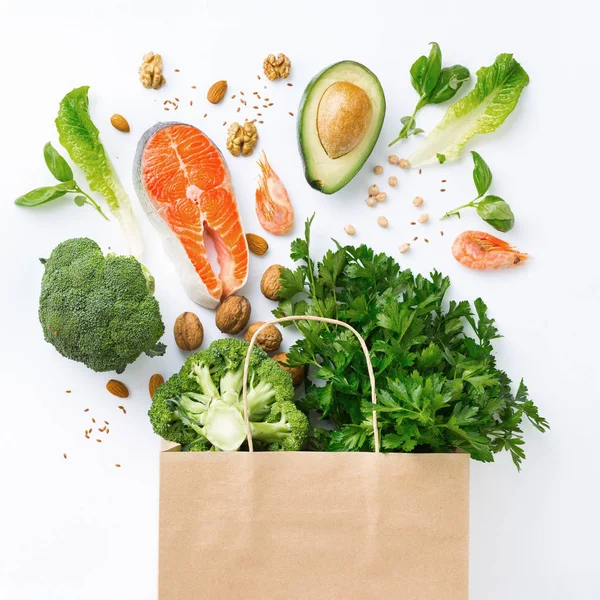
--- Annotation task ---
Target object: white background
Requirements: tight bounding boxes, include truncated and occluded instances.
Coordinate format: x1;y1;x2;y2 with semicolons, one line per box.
1;1;598;598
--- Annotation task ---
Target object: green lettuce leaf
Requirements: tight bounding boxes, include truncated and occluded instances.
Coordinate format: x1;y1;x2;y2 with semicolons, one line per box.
408;54;529;167
56;86;143;257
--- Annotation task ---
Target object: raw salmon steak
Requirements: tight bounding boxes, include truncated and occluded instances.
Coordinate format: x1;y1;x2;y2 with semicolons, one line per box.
134;123;249;309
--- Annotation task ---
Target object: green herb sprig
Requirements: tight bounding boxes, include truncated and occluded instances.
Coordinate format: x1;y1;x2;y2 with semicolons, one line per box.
389;43;470;146
274;217;548;469
14;143;108;219
441;151;515;232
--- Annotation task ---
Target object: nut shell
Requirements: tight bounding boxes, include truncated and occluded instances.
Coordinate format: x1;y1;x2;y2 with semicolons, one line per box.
173;312;204;351
261;264;284;301
272;352;305;387
215;296;251;334
244;321;282;353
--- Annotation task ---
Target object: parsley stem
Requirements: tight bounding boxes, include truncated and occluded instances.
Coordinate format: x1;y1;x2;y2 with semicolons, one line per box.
440;198;478;220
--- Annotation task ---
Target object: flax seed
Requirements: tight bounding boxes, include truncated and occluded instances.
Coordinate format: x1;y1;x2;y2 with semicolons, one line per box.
440;231;444;236
257;113;262;116
190;101;193;106
63;453;67;459
418;169;422;175
240;91;244;95
414;236;418;241
115;464;121;468
268;103;273;106
66;390;71;393
203;113;207;118
441;179;447;182
96;439;102;443
164;107;169;111
253;106;259;109
191;85;197;89
424;238;430;243
104;421;109;425
106;429;110;434
174;97;179;102
440;189;446;192
118;406;126;414
258;120;264;124
257;74;261;80
237;107;240;112
174;69;180;72
92;418;96;423
231;95;236;99
287;83;293;86
223;121;227;126
289;112;294;116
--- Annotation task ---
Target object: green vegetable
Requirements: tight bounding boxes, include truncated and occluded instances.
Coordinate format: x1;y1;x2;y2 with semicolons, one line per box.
408;54;529;166
274;217;548;469
56;86;143;257
39;238;165;373
389;43;469;145
441;152;515;232
149;338;309;452
15;143;108;219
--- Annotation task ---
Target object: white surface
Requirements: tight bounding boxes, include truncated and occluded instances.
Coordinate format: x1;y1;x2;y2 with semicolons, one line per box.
0;1;598;598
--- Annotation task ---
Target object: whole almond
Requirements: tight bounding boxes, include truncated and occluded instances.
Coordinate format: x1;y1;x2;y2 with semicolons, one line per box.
110;114;130;132
106;379;129;398
207;80;228;104
246;233;268;256
149;374;165;398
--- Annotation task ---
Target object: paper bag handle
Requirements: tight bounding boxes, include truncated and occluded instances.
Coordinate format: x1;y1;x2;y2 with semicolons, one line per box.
242;316;380;453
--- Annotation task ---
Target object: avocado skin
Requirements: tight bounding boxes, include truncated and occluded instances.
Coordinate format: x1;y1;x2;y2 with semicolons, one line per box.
297;61;386;195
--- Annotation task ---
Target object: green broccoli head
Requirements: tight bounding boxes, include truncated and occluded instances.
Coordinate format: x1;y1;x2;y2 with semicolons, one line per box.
148;338;306;452
39;238;165;373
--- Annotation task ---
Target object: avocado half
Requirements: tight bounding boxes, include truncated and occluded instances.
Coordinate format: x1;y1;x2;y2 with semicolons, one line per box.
298;61;386;194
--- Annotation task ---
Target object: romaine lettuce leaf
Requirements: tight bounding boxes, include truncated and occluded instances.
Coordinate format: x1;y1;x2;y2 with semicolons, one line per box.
408;54;529;167
56;86;143;257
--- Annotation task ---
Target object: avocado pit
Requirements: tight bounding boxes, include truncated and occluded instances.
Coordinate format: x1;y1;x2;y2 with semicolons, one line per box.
316;81;372;159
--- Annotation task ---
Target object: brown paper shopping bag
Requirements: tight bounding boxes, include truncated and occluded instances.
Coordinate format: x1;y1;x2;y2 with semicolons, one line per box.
159;316;470;600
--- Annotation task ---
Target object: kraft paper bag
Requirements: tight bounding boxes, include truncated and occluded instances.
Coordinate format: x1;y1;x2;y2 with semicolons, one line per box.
158;449;469;600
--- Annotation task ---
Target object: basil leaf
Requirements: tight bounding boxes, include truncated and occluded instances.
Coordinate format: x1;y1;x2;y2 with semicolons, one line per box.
428;65;470;104
14;182;75;207
43;142;74;182
410;55;429;95
412;128;424;135
421;42;443;97
471;151;493;197
476;195;515;232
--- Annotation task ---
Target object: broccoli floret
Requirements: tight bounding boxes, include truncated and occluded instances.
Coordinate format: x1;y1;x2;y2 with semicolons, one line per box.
39;238;165;373
148;339;308;452
251;401;310;452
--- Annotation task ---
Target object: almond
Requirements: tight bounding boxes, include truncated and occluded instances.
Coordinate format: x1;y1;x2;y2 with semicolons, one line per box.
110;114;130;132
106;379;129;398
246;233;268;256
207;80;228;104
149;374;165;398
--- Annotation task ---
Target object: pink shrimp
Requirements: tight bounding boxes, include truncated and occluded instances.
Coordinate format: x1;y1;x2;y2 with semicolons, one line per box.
452;230;528;270
255;151;294;235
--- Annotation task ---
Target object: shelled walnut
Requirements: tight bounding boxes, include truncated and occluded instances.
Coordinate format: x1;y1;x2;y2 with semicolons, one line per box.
139;52;166;89
226;122;258;157
263;53;291;81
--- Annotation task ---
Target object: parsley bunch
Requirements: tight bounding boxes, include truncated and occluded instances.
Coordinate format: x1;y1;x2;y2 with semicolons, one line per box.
274;217;548;469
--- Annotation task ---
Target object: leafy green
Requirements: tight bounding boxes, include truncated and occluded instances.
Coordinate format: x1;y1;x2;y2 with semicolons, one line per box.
408;54;529;166
390;43;469;145
441;151;515;232
56;86;142;256
14;143;108;219
275;217;548;469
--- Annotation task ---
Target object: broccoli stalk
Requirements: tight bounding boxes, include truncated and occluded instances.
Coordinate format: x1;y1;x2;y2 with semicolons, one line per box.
148;339;309;452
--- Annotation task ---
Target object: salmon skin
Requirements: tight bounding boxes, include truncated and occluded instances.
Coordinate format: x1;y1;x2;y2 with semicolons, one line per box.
133;122;249;309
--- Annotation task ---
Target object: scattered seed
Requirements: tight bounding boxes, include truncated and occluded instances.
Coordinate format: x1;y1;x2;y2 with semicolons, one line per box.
164;107;169;111
366;197;377;207
410;222;416;225
377;216;389;228
258;120;264;124
399;243;410;254
115;464;121;468
344;224;356;235
414;236;419;241
253;105;259;109
418;169;422;175
289;112;294;116
440;231;445;236
388;176;398;187
425;238;430;243
265;98;270;101
96;439;102;443
174;97;179;102
99;426;106;432
66;390;71;394
253;91;257;96
268;103;273;106
399;158;410;169
441;179;447;182
190;101;193;106
223;121;227;126
388;155;399;165
440;188;446;192
257;113;262;116
413;196;424;207
374;165;384;175
418;213;429;224
63;453;67;459
257;94;261;100
118;406;126;414
231;94;236;99
106;429;110;434
203;113;207;118
240;91;244;95
287;83;293;87
368;184;379;196
104;421;109;425
191;85;197;89
92;418;96;423
263;105;268;108
375;192;387;203
257;75;261;80
84;408;89;412
237;107;240;112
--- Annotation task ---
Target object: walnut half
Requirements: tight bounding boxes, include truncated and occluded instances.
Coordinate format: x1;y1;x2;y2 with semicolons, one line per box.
263;53;291;81
226;122;258;157
139;52;166;90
